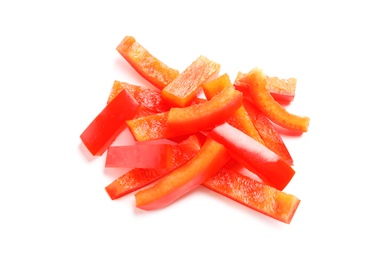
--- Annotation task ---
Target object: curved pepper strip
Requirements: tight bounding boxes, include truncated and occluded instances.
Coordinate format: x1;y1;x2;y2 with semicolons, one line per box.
201;73;264;144
116;36;180;90
161;55;220;107
80;89;140;156
234;71;297;104
207;122;295;191
242;67;310;133
135;137;230;210
203;165;300;224
105;134;205;200
166;86;243;136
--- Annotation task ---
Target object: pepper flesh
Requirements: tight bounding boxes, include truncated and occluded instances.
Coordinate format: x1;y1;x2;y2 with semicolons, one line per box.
242;67;310;132
80;89;140;156
203;165;300;224
135;137;230;210
116;36;179;90
234;71;297;103
161;55;220;107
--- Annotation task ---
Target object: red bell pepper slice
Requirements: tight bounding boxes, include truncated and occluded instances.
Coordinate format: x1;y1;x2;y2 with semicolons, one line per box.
107;80;170;115
105;133;205;200
242;67;310;133
207;122;295;190
243;99;293;165
80;89;140;156
201;73;264;144
105;143;173;169
166;86;243;136
116;36;179;90
135;137;230;210
234;71;297;104
161;55;221;107
203;165;300;224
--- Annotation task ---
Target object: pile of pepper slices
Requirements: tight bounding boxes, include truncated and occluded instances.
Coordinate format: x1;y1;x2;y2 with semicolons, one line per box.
80;36;310;224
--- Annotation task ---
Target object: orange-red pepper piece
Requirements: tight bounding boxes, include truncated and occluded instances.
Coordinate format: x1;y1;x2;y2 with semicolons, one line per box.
107;80;170;115
166;86;243;136
135;137;230;210
80;89;140;156
201;73;264;144
126;112;172;142
234;71;297;104
242;67;310;132
203;165;300;224
116;36;179;90
161;55;221;107
105;134;204;200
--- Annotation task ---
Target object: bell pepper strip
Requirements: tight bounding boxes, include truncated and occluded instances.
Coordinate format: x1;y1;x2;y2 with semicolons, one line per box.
105;143;173;169
126;112;174;142
107;80;170;115
242;99;293;165
234;71;297;104
207;122;295;190
166;86;243;136
201;73;264;144
80;89;140;156
116;36;180;90
161;55;221;107
105;134;204;200
135;137;230;210
203;165;300;224
241;67;310;133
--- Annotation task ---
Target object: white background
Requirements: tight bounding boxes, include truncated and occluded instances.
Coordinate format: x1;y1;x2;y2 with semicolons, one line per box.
1;0;389;259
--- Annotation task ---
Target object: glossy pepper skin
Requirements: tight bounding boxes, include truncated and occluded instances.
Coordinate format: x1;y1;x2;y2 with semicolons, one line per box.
80;89;140;156
207;122;295;191
116;36;179;90
135;137;230;210
105;143;173;169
